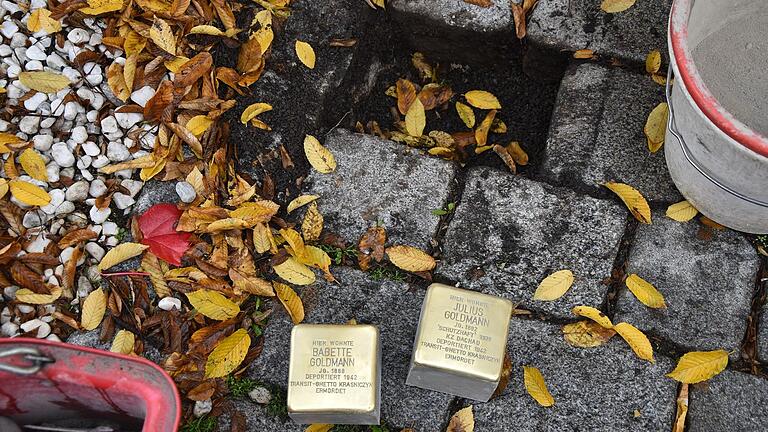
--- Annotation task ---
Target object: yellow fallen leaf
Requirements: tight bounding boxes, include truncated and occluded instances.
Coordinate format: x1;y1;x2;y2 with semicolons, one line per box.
97;242;148;271
601;0;636;13
280;228;307;259
666;201;698;222
19;71;71;93
110;330;135;354
456;101;475;128
9;179;51;207
446;406;474;432
614;322;654;362
80;0;123;14
203;217;250;233
667;350;728;383
252;223;274;254
186;289;240;320
274;257;316;285
273;281;304;324
562;320;616;348
405;98;426;137
646;50;662;74
81;289;107;331
573;49;595;59
140;252;170;298
507;141;529;166
27;8;62;33
150;17;176;55
465;90;501;110
287;194;320;213
474;109;496;146
644;102;669;153
240;102;273;125
295;40;316;69
15;287;62;305
301;202;324;242
305;425;333;432
301;245;334;281
625;274;666;308
18;148;48;182
205;328;251;378
0;179;7;200
523;366;555;407
604;182;652;224
572;305;613;329
533;270;574;301
304;135;336;174
189;25;227;36
386;245;436;272
186;115;213;137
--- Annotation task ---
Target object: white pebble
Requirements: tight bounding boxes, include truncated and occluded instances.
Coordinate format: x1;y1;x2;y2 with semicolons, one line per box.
113;192;135;209
1;21;19;39
65;181;89;202
89;179;107;197
1;322;19;337
84;242;105;261
51;142;75;167
33;134;53;151
89;206;111;224
19;116;40;134
176;181;196;203
67;28;89;44
100;115;119;134
130;86;155;107
158;297;182;311
26;45;47;61
70;125;88;144
114;112;143;129
193;400;212;418
106;142;130;162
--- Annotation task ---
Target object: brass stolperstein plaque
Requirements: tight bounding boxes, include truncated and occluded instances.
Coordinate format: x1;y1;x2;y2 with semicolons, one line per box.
406;283;513;402
288;324;381;425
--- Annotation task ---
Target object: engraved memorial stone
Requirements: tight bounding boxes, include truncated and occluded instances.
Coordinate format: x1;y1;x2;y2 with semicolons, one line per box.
288;324;381;425
406;283;513;402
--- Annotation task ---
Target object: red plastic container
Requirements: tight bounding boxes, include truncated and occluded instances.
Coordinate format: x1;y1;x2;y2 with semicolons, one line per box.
0;339;180;431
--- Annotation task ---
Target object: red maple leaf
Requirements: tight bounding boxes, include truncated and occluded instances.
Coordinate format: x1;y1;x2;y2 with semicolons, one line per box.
138;203;191;266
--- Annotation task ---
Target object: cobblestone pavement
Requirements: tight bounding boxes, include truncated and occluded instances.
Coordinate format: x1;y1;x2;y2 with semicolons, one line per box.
72;0;768;430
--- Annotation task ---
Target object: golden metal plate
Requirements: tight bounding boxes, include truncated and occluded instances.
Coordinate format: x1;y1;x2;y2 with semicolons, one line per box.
412;283;512;382
288;324;380;415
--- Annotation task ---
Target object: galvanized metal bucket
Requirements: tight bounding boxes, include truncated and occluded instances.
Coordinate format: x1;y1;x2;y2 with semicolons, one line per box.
666;0;768;233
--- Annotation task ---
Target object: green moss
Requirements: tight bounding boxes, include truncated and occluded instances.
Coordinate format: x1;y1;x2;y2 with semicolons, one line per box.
319;244;358;265
266;385;288;419
369;265;404;282
757;235;768;250
181;415;217;432
226;375;258;399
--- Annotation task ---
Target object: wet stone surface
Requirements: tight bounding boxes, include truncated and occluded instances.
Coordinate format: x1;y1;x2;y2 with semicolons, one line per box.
245;266;454;431
614;211;758;359
438;166;626;319
526;0;673;76
305;129;459;250
473;317;677;431
538;62;681;203
688;369;768;432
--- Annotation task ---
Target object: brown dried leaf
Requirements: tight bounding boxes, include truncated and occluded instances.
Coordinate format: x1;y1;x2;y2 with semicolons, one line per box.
396;79;417;115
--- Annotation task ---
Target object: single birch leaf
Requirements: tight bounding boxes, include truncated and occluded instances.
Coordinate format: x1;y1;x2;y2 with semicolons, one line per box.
405;98;426;137
615;322;654;363
645;102;669;153
287;194;319;213
304;135;336;174
295;40;316;69
572;305;613;329
533;270;574;301
604;182;652;224
19;71;71;93
9;180;50;207
110;330;135;354
386;245;436;272
667;350;728;384
186;289;240;320
18;148;48;181
666;201;698;222
465;90;501;109
205;329;250;378
274;257;316;285
625;274;666;308
273;281;304;324
446;406;474;432
81;288;107;330
97;242;148;271
523;366;555;407
601;0;636;13
456;101;476;128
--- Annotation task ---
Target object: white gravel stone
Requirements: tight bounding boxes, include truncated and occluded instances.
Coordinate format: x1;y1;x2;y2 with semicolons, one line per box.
22;212;44;228
102;221;118;236
158;297;182;311
1;322;19;337
77;155;92;169
84;242;105;261
33;134;54;151
112;192;135;209
25;44;46;61
89;179;107;197
114;112;143;129
130;86;155;107
46;52;66;70
67;28;89;44
89;206;111;224
25;234;50;253
106;141;130;162
50;142;75;167
20;318;44;333
70;125;88;144
40;189;65;215
1;20;18;39
100;115;119;134
176;181;196;203
65;181;90;202
120;179;143;197
248;387;272;404
19;116;40;134
25;60;44;71
55;201;75;215
3;286;18;300
91;155;110;169
23;93;47;111
46;164;60;182
193;400;212;418
63;101;79;121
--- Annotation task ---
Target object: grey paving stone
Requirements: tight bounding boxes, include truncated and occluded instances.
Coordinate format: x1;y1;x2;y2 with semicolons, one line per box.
438;166;626;319
132;180;177;215
538;62;681;202
526;0;672;74
688;369;768;432
615;211;758;358
388;0;516;63
306;129;459;250
474;317;676;431
226;0;379;195
216;399;303;432
245;266;454;431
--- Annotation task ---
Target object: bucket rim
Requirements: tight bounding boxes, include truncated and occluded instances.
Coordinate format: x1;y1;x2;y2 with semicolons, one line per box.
668;0;768;158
